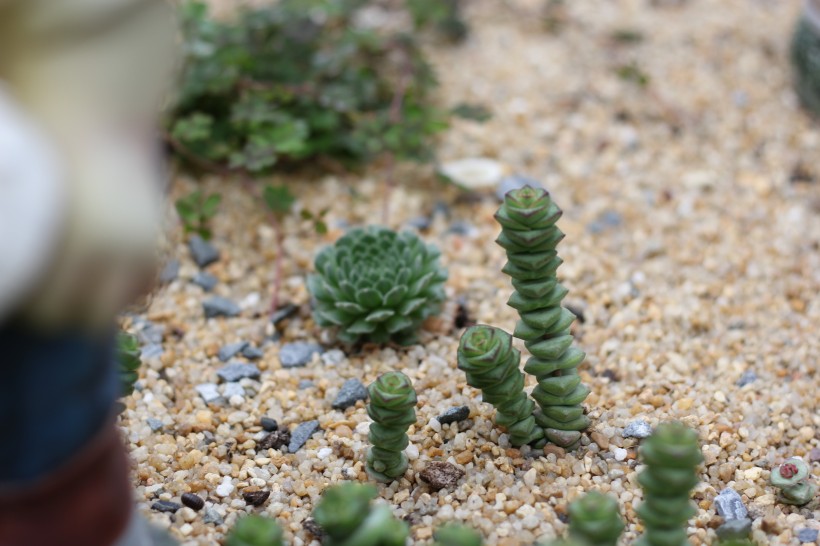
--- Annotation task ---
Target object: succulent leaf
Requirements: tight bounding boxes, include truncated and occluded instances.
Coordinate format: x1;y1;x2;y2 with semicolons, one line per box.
496;186;590;449
313;483;408;546
308;226;447;345
366;372;417;482
568;491;624;546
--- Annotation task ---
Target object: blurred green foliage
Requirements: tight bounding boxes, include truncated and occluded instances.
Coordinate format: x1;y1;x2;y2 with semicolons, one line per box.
175;189;221;239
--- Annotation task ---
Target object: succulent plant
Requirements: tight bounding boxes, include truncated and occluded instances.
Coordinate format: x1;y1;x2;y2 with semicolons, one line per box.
366;372;418;482
538;539;590;546
635;422;703;546
117;330;142;397
792;7;820;116
313;482;408;546
432;524;483;546
457;325;544;447
568;491;624;546
495;186;590;449
715;519;754;546
770;457;816;506
225;515;285;546
308;226;448;345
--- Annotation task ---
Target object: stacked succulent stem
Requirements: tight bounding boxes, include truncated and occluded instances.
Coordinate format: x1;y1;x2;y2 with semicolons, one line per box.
568;491;624;546
457;325;543;447
792;5;820;116
366;372;417;482
432;524;483;546
636;422;703;546
495;186;590;449
313;483;408;546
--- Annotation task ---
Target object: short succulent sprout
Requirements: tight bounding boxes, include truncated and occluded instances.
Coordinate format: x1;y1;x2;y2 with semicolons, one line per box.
432;524;483;546
366;372;418;482
568;491;624;546
313;482;408;546
308;226;447;345
770;457;816;506
225;515;285;546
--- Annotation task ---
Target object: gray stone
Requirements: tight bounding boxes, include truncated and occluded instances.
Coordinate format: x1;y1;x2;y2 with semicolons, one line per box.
218;341;248;362
151;500;181;514
222;382;245;398
280;342;324;368
437;406;470;425
448;220;477;237
331;379;368;410
587;210;623;234
188;235;220;268
158;259;180;284
260;417;278;432
146;418;164;432
298;379;314;390
736;370;758;387
192;272;218;292
321;349;346;366
195;383;224;405
715;488;748;520
271;303;299;326
137;322;165;345
797;529;819;543
716;518;752;540
288;420;320;452
217;362;260;382
241;345;264;360
406;216;432;231
203;297;241;318
140;344;164;360
203;507;224;525
623;419;653;439
496;174;541;201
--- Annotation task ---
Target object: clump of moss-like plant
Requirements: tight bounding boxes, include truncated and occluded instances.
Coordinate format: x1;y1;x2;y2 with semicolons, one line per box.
308;226;447;345
366;372;418;482
313;483;408;546
225;515;285;546
495;186;590;449
457;325;543;447
568;491;624;546
635;422;703;546
432;524;483;546
770;457;816;506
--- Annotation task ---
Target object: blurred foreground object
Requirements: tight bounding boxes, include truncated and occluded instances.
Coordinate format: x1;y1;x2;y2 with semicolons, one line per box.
792;0;820;116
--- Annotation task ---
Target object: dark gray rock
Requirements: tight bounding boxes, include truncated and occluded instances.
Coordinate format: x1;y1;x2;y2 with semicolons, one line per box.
715;488;748;520
146;418;164;432
241;345;264;360
288;420;320;452
623;419;653;439
218;341;249;362
151;500;181;514
716;518;752;540
192;272;218;292
243;490;270;507
332;379;368;410
258;430;290;450
496;174;541;201
271;303;299;326
419;461;465;491
437;406;470;425
217;362;260;382
280;342;324;368
188;235;220;268
260;417;278;432
587;210;623;234
797;529;819;543
736;370;757;387
203;297;241;318
195;383;224;405
181;493;204;511
203;507;224;525
159;259;180;284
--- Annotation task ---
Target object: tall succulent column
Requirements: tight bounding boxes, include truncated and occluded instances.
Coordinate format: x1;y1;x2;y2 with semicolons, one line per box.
568;491;624;546
313;483;408;546
635;422;703;546
495;186;590;449
792;1;820;116
366;372;417;482
457;325;544;447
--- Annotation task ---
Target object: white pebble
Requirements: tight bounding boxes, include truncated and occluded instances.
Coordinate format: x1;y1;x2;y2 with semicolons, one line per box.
429;419;442;433
405;444;419;460
614;448;628;461
317;447;333;459
523;468;537;487
216;477;234;497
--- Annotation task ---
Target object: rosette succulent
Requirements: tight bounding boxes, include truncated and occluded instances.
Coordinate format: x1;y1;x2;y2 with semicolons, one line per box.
225;515;285;546
366;372;418;482
432;524;483;546
313;483;408;546
568;491;624;546
770;457;816;506
636;422;703;546
792;5;820;116
495;186;590;449
117;330;142;397
308;226;448;345
457;325;543;447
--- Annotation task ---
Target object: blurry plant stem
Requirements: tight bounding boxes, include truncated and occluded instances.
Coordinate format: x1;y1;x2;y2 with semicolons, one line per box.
381;49;412;225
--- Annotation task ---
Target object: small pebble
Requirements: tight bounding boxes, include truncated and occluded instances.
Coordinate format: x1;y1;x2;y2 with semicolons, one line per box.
218;341;249;362
613;448;628;461
192;272;218;292
436;406;470;425
158;259;180;284
241;345;264;360
715;488;748;521
203;507;224;525
321;349;346;366
260;417;278;432
317;447;333;459
331;378;369;410
809;447;820;463
419;461;465;491
222;382;245;399
280;342;324;368
587;210;623;234
448;220;477;237
146;418;164;432
188;235;220;268
298;379;315;389
270;303;299;326
406;216;432;231
797;529;819;543
141;344;163;360
736;370;758;387
216;362;261;382
203;297;241;318
258;430;290;450
215;478;234;497
152;501;181;514
623;419;653;439
195;383;223;405
288;420;321;452
181;493;205;511
242;490;270;507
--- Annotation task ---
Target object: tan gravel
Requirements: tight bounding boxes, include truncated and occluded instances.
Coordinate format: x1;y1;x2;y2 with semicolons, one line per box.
122;0;820;544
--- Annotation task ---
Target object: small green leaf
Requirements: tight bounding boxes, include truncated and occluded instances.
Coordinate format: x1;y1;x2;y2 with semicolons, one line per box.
263;185;296;215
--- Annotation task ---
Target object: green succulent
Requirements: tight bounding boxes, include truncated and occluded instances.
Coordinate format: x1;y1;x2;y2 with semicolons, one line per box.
432;524;483;546
568;491;624;546
537;539;591;546
457;325;543;447
117;331;142;397
313;483;408;546
308;226;448;345
495;186;590;450
366;372;417;482
715;519;754;546
635;422;703;546
225;515;285;546
792;14;820;116
770;457;816;506
714;539;756;546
